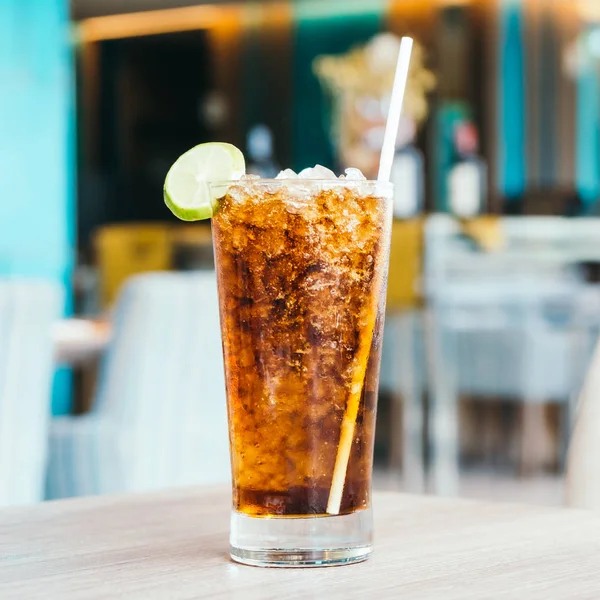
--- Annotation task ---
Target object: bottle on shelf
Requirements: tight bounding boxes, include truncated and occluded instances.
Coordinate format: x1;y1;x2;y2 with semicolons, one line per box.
447;121;488;218
390;117;424;219
246;124;280;179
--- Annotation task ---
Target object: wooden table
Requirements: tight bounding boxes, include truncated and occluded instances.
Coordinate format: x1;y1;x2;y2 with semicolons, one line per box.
1;488;600;599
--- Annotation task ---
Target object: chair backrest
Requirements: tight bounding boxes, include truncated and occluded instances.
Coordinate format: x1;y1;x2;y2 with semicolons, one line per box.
94;272;230;490
424;215;600;400
0;280;63;505
567;336;600;511
387;219;424;311
424;215;598;291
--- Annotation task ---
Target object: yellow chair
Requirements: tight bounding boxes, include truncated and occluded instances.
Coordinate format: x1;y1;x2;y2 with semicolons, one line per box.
386;219;425;311
95;223;173;308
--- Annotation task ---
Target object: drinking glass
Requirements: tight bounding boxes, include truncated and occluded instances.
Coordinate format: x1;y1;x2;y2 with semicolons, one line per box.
212;179;393;567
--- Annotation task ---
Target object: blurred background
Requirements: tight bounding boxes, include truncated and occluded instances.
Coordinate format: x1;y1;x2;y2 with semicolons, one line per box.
3;0;600;507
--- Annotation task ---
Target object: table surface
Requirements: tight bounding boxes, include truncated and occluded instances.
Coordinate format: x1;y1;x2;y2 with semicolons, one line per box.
2;487;600;599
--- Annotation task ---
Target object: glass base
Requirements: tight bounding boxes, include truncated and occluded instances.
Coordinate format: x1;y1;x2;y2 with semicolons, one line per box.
229;508;373;568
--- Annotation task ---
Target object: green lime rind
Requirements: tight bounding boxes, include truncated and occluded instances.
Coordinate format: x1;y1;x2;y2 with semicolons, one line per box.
163;186;214;221
163;142;245;221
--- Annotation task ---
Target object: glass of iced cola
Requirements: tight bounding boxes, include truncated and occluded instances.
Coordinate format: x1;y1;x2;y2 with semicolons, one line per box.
212;174;392;567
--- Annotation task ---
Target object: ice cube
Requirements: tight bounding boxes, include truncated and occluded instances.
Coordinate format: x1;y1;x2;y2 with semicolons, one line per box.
298;165;337;179
343;168;367;181
312;164;337;179
285;183;312;200
275;168;299;179
297;168;313;179
284;196;311;212
225;182;250;203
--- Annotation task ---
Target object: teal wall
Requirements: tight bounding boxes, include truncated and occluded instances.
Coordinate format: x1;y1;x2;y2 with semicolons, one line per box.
498;0;526;199
576;35;600;207
0;0;75;414
291;1;386;172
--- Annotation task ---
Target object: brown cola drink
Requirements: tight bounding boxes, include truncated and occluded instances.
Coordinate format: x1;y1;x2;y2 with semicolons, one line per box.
212;179;392;520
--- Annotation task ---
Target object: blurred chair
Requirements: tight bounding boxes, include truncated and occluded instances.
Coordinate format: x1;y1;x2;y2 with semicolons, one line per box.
46;272;230;499
0;280;63;506
380;219;426;491
425;215;600;495
566;334;600;511
381;310;426;491
95;223;173;308
386;219;424;309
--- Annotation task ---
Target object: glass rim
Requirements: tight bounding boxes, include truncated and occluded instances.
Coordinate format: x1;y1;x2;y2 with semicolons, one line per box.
210;178;392;186
210;179;394;199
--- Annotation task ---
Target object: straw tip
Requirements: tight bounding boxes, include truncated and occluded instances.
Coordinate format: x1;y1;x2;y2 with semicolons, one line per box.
376;35;415;183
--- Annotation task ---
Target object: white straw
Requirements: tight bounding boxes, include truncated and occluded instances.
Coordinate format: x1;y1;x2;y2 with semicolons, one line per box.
377;37;414;182
325;37;414;516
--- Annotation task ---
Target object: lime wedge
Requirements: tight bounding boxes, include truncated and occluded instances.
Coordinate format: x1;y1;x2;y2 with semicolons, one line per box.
164;142;245;221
